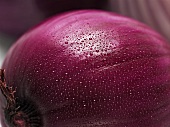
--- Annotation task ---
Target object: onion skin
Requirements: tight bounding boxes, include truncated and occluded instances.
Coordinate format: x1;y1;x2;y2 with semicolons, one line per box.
1;10;170;127
107;0;170;42
0;0;106;37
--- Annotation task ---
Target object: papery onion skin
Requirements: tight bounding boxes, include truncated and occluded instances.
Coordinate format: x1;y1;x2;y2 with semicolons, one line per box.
1;10;170;127
107;0;170;42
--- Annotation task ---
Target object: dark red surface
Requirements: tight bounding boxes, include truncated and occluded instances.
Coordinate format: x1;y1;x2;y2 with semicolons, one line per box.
1;10;170;127
0;0;107;37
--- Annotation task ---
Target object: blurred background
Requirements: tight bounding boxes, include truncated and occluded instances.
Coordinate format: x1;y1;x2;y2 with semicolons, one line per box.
0;0;170;126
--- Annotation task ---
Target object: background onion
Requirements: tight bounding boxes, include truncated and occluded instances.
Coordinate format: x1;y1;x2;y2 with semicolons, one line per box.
107;0;170;42
0;0;107;37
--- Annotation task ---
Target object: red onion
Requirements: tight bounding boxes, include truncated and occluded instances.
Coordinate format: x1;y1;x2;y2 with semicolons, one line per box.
107;0;170;42
0;0;106;37
1;10;170;127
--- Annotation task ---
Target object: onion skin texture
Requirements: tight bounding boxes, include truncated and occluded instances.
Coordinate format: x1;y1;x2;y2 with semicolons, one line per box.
1;10;170;127
107;0;170;42
0;0;106;37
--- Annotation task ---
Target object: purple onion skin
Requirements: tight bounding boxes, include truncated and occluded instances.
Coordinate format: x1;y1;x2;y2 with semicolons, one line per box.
1;10;170;127
0;0;106;37
107;0;170;42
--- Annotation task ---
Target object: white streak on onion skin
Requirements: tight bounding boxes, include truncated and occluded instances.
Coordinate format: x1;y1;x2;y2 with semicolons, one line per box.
108;0;170;42
147;0;170;41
